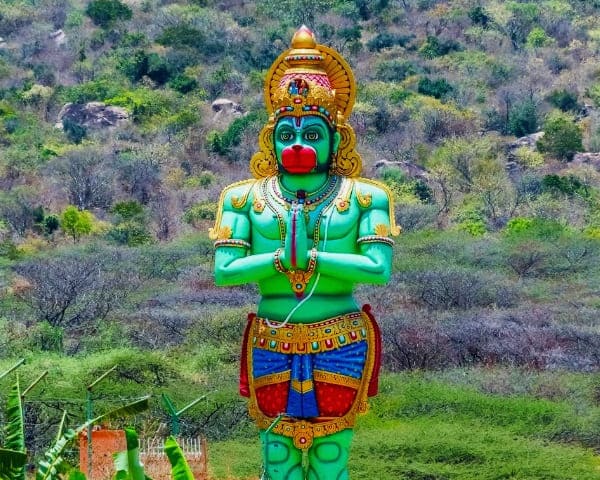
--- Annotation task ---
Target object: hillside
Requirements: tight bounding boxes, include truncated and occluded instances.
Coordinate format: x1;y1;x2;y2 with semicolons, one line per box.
1;0;600;478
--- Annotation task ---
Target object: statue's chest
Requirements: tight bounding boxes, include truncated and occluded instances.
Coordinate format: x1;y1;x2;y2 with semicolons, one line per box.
249;197;360;243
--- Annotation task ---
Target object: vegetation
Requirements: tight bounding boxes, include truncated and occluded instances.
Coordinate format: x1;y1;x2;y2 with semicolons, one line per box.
1;0;600;478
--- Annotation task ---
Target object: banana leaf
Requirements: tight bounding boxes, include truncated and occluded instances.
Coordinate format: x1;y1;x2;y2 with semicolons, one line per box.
113;428;149;480
0;449;27;480
36;396;150;480
2;379;25;480
163;437;194;480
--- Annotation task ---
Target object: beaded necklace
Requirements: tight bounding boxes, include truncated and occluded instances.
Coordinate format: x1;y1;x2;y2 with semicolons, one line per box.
261;175;340;250
271;175;339;212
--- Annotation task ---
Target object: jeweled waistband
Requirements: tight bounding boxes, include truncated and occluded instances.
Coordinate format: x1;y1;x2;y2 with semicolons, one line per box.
251;311;368;354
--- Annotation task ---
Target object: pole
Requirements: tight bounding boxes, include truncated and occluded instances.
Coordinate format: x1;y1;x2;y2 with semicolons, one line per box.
21;370;48;398
0;358;25;381
86;365;118;479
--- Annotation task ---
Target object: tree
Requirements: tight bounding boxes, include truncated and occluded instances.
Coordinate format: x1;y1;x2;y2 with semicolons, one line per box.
54;148;114;210
13;248;141;341
60;206;94;242
86;0;132;28
537;111;583;161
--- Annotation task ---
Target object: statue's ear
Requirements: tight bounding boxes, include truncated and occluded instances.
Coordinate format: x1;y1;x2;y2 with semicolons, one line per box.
333;131;341;153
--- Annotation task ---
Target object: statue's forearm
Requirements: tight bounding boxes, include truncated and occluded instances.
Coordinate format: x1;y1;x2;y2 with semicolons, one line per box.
315;248;392;285
214;250;275;286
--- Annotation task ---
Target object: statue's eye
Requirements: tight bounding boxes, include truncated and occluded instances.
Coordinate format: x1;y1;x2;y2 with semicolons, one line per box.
280;132;293;141
305;131;319;141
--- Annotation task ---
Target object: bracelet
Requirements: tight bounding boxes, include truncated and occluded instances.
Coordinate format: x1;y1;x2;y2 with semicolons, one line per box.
274;248;318;297
356;235;395;246
214;239;251;249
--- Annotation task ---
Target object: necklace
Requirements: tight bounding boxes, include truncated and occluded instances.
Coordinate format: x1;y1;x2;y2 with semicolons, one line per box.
271;175;339;212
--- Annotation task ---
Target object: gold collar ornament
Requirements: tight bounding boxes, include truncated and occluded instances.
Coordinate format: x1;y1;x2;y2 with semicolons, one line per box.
250;25;362;179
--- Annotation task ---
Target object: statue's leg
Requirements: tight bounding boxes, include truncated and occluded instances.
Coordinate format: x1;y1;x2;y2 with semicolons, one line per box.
260;430;304;480
306;429;353;480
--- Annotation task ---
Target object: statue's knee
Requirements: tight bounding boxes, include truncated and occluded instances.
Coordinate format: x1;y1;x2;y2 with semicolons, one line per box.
265;440;292;464
313;440;342;463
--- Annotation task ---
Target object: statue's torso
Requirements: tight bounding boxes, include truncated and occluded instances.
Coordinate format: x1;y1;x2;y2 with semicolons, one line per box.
247;176;362;321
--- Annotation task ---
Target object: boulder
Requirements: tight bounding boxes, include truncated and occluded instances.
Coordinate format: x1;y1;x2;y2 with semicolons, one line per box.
211;98;244;114
49;29;66;45
56;102;129;129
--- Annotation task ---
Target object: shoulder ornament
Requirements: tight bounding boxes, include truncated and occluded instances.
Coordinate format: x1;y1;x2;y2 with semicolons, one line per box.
356;177;402;236
209;179;256;240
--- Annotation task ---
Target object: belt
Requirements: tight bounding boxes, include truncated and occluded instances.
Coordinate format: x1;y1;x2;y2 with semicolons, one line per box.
251;311;368;354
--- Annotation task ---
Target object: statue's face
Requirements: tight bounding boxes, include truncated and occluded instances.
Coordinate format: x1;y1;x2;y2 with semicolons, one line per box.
274;116;340;175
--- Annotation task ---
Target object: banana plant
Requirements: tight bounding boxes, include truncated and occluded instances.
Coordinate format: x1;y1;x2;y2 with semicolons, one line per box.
113;427;149;480
163;436;194;480
0;379;26;480
36;396;150;480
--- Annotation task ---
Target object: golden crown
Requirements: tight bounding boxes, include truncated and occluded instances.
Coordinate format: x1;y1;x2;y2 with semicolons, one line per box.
250;26;362;178
265;26;355;127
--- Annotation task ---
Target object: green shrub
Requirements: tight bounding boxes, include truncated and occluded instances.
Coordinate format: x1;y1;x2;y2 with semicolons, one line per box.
504;217;565;240
541;174;589;198
468;5;490;26
169;74;198;94
62;117;87;144
60;79;125;104
86;0;132;28
536;111;583;161
183;201;217;224
547;89;580;112
419;36;462;59
526;27;552;48
367;32;414;52
118;51;172;84
156;25;205;50
374;59;418;82
508;98;538;137
417;77;454;100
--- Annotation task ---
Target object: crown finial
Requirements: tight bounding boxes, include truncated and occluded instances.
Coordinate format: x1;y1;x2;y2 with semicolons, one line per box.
291;25;317;49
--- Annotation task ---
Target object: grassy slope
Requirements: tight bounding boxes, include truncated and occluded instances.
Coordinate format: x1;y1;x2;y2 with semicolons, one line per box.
208;372;600;480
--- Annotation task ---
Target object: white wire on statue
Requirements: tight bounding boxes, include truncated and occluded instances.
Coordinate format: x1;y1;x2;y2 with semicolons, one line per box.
264;199;336;329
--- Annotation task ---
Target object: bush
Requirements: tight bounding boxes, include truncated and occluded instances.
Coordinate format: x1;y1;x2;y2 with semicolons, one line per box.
169;74;198;94
508;98;538;137
183;201;217;225
537;111;583;161
468;5;490;27
419;36;462;59
547;89;580;112
374;60;417;82
526;27;553;48
86;0;132;28
417;77;454;100
400;268;518;310
367;32;414;52
156;24;205;50
541;174;589;198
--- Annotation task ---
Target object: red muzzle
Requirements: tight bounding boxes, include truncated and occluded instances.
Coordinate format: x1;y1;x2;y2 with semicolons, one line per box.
281;145;317;174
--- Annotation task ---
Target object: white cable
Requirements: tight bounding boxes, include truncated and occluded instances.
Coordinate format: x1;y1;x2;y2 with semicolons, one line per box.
265;198;335;329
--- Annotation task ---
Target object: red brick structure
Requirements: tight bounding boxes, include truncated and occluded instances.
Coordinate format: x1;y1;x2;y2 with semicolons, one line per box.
79;428;208;480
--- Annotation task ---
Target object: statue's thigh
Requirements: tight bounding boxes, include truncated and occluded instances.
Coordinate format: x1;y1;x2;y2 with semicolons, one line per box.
260;431;304;480
307;429;353;480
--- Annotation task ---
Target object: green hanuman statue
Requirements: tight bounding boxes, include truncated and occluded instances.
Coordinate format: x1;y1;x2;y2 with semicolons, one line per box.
211;26;400;479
